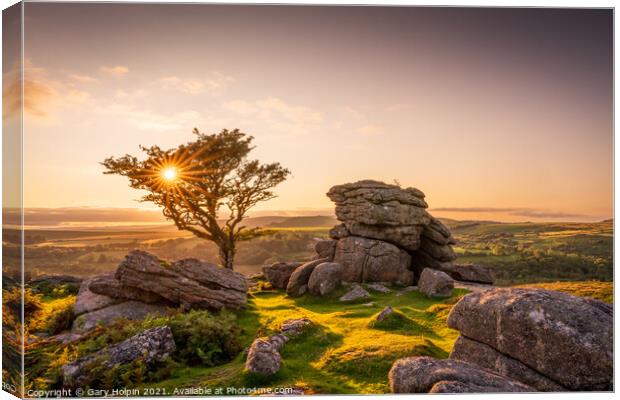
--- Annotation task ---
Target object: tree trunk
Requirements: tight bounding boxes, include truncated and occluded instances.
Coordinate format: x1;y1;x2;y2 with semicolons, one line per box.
219;244;235;270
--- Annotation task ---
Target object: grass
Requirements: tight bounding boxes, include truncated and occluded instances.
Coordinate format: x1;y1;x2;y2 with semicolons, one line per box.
144;286;469;394
516;281;613;303
18;276;613;394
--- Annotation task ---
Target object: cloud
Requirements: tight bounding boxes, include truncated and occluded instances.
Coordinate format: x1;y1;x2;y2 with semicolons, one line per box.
223;97;324;134
98;103;201;132
431;207;589;219
3;60;91;120
159;72;234;94
69;74;98;83
358;124;385;136
99;65;129;76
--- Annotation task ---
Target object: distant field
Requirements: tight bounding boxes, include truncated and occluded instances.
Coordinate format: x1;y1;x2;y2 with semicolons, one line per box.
447;219;612;285
2;218;612;286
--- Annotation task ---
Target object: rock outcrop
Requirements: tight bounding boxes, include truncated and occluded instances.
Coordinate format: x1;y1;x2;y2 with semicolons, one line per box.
74;274;120;316
314;239;337;260
317;180;490;288
285;258;328;297
62;326;176;388
389;357;532;393
418;268;454;298
389;287;613;393
245;318;312;375
449;335;565;391
334;236;413;285
262;262;301;289
338;284;370;302
72;301;169;333
245;338;283;376
307;262;342;295
440;263;493;284
89;250;248;311
327;180;430;252
447;288;613;391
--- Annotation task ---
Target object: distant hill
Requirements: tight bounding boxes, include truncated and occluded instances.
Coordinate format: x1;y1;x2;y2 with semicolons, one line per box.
266;215;338;228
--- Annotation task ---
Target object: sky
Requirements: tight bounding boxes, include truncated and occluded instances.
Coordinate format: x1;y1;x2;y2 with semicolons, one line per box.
5;4;613;222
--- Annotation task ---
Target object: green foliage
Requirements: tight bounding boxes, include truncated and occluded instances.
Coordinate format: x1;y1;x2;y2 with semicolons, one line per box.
164;310;243;366
42;301;75;335
30;281;80;300
75;310;243;368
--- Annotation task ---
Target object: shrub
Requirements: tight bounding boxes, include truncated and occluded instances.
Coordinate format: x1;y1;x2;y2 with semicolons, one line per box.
76;310;243;368
3;287;42;316
43;300;75;335
165;310;243;366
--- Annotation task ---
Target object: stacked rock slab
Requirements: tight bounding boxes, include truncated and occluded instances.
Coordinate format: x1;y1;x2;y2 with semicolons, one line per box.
323;180;468;285
89;250;248;311
447;288;613;391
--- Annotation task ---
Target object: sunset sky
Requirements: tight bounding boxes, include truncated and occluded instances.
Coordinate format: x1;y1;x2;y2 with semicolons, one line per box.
7;4;613;222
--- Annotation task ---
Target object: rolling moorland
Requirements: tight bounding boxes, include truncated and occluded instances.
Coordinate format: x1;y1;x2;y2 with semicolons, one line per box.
1;216;613;394
2;216;613;285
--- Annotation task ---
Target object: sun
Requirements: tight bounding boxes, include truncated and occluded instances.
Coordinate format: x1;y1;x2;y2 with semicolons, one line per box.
161;167;177;182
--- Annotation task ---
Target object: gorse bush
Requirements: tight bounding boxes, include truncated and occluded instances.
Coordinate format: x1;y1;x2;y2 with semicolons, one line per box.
42;299;75;335
161;310;243;366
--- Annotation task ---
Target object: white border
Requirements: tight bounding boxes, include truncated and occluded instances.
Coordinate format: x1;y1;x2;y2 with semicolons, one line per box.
0;1;616;400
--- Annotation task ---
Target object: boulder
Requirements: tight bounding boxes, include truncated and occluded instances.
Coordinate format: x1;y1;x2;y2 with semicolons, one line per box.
375;306;395;322
308;262;342;296
92;250;248;311
447;288;613;390
62;326;176;388
72;301;169;333
389;356;532;393
88;273;170;305
327;180;431;251
245;317;313;376
262;262;302;290
339;284;371;302
366;282;391;293
334;236;413;285
418;268;454;298
450;335;566;391
428;380;518;393
245;338;282;376
443;263;493;284
73;274;120;316
314;239;337;260
286;258;328;297
280;318;312;336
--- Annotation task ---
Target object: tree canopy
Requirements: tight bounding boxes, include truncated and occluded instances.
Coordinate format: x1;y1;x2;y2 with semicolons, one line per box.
102;128;290;269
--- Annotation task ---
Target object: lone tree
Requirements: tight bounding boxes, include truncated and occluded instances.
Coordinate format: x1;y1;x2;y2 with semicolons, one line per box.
102;128;290;269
